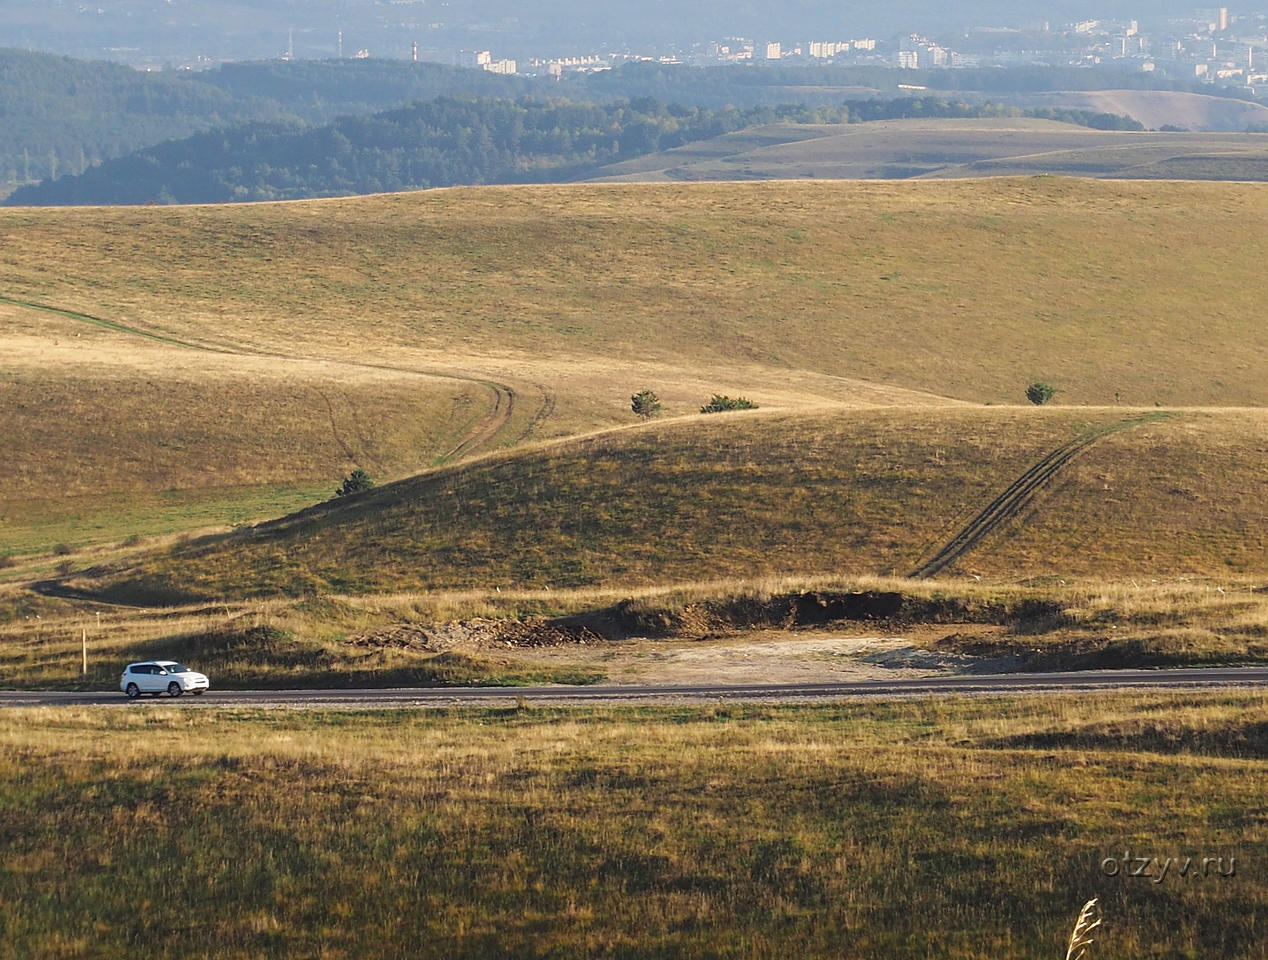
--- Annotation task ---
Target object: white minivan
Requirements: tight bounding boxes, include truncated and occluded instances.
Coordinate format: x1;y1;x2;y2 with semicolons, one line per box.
120;661;210;698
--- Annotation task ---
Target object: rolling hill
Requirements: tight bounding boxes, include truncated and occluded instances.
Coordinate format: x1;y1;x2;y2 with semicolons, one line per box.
3;176;1267;589
66;406;1268;603
4;178;1267;408
5;98;836;206
583;117;1268;182
1005;89;1268;132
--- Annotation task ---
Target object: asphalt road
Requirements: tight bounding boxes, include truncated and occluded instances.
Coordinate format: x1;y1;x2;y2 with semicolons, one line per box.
3;667;1268;708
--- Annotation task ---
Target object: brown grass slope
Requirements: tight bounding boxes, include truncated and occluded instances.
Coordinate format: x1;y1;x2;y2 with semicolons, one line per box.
4;178;1268;409
0;300;527;554
0;291;942;555
7;177;1268;559
66;406;1267;603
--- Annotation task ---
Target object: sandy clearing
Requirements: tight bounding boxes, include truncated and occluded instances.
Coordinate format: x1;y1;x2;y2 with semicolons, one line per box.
508;627;1013;686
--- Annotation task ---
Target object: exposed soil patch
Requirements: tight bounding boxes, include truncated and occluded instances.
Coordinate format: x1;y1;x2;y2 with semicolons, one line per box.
504;628;1020;687
349;616;609;652
350;589;1064;653
345;589;1036;685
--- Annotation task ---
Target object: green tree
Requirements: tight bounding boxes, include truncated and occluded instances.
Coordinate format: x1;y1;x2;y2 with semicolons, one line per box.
631;389;661;420
700;394;759;413
1026;382;1057;405
335;468;375;497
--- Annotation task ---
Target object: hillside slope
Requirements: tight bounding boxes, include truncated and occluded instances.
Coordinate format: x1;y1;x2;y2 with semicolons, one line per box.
67;407;1268;602
5;179;1268;408
1010;90;1268;132
6;98;835;206
584;118;1268;182
7;177;1268;558
1;289;932;554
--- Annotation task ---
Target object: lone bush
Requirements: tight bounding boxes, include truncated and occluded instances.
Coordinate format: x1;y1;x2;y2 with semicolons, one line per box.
631;389;661;420
1026;382;1057;406
335;468;376;498
700;394;759;414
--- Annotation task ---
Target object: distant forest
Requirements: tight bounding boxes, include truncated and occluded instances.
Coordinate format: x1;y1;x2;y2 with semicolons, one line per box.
0;50;533;188
6;93;1145;206
5;97;849;204
0;48;1232;194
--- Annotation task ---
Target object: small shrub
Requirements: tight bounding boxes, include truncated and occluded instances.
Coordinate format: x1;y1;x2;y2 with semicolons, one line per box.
335;468;375;498
630;389;661;420
1026;382;1056;405
52;543;73;556
700;394;759;414
0;555;14;570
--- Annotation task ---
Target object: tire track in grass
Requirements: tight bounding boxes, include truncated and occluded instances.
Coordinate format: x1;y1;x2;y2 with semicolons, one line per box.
314;388;360;467
2;295;526;462
517;383;558;443
437;380;515;463
0;295;223;351
908;413;1171;579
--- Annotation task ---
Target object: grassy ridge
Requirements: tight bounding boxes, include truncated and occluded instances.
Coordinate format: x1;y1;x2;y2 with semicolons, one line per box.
2;694;1265;958
5;178;1268;408
972;411;1268;578
66;407;1267;603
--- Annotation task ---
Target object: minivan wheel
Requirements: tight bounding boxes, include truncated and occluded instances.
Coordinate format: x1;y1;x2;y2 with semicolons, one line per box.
125;683;140;699
168;682;182;697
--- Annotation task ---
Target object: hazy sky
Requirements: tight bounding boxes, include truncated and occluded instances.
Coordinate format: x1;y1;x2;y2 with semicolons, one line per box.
0;0;1229;63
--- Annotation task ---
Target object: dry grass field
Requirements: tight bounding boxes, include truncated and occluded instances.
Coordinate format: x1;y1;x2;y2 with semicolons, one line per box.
3;176;1268;960
4;177;1268;556
56;406;1265;604
2;693;1265;958
5;178;1268;410
2;176;1266;677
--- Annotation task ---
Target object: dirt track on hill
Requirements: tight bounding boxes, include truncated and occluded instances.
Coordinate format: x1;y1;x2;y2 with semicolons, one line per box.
2;295;523;463
909;413;1169;578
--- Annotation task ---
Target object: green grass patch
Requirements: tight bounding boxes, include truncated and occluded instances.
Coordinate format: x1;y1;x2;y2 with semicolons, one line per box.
0;483;328;558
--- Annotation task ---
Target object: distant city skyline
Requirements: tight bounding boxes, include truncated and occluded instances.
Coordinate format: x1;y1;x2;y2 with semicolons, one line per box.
0;1;1263;70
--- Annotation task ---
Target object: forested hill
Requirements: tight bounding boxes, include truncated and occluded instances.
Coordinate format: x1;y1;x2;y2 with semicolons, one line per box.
0;49;268;187
0;48;1233;198
0;50;534;190
5;97;847;205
